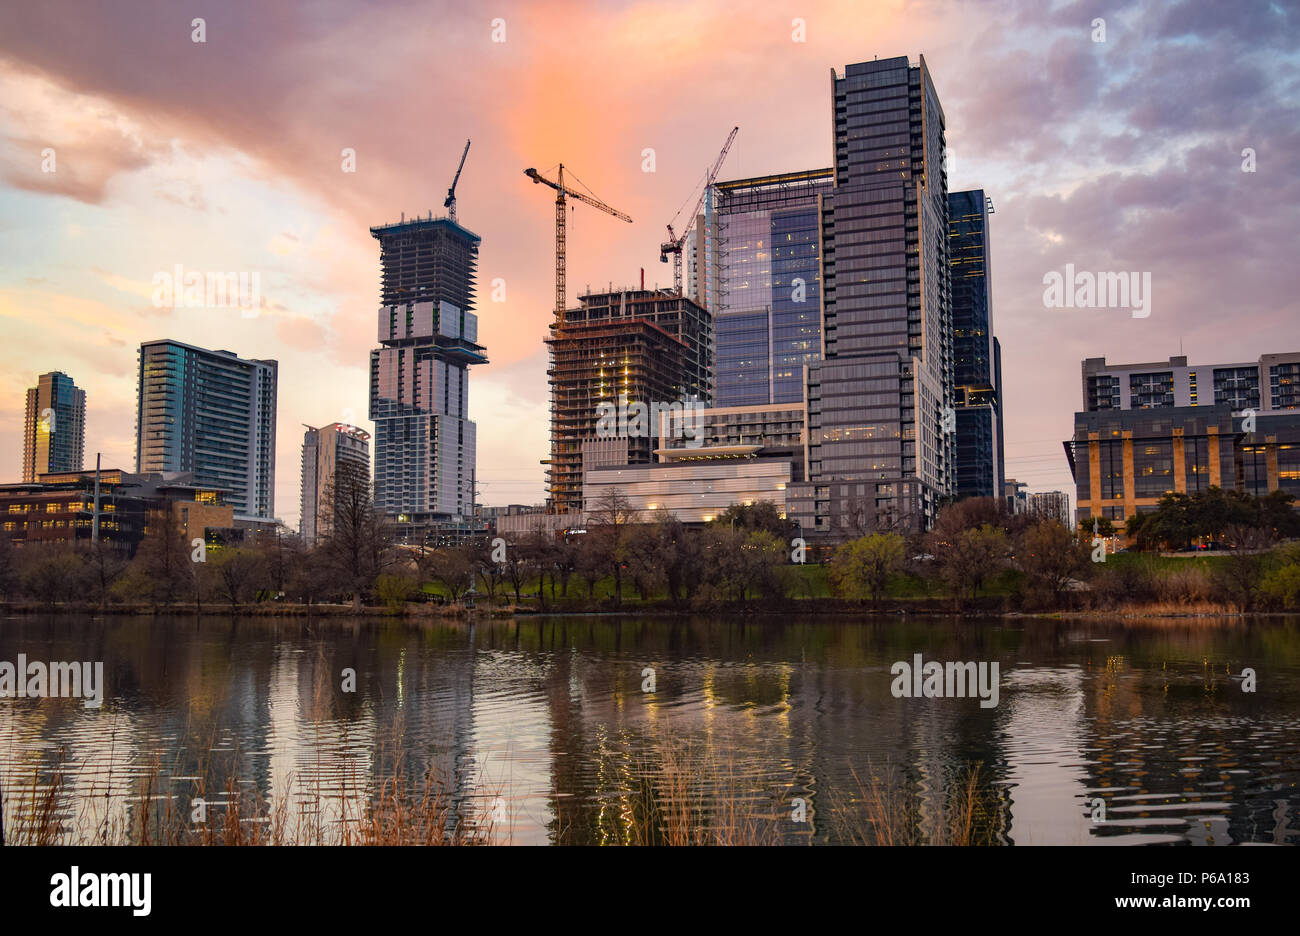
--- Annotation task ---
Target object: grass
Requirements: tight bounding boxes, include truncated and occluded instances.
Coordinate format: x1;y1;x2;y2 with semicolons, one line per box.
4;723;1003;846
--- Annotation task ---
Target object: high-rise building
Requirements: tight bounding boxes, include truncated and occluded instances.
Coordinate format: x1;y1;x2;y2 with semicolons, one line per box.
949;189;1004;500
135;339;277;520
545;288;711;514
791;55;953;537
368;218;486;537
300;423;371;544
704;169;834;406
21;371;85;482
1027;490;1071;527
1082;353;1300;413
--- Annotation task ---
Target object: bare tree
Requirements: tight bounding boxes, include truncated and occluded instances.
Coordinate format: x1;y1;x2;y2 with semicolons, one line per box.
319;461;395;610
209;547;267;611
420;546;476;603
588;487;639;605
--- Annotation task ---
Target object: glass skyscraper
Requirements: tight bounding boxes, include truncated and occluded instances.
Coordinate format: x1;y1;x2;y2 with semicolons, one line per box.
706;169;833;407
368;217;486;532
135;339;278;520
949;189;1004;500
791;55;953;536
22;371;85;483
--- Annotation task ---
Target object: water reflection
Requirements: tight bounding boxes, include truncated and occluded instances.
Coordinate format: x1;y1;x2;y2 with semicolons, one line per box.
2;614;1298;845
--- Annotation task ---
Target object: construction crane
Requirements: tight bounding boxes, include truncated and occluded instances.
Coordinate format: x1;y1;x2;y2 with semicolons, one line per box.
524;164;632;326
444;139;470;222
660;126;738;295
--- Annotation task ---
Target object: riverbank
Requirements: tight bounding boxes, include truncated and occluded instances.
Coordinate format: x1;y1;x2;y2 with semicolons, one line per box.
0;595;1278;619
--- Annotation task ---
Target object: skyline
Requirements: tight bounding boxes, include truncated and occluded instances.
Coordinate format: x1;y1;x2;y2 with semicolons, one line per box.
2;1;1297;528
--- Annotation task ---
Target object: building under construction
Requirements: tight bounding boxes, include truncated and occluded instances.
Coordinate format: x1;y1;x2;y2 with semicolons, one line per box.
544;288;712;514
368;217;487;542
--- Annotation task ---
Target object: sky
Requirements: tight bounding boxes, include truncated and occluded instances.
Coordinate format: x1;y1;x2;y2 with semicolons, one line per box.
1;0;1297;529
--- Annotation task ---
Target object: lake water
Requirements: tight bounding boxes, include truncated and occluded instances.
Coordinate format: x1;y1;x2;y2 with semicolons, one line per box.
2;613;1298;845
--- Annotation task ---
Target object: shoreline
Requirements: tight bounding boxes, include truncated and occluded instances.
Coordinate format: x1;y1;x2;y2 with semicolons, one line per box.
1;599;1282;621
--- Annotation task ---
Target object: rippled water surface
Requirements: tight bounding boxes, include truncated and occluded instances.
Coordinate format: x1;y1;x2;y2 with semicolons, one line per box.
2;613;1299;845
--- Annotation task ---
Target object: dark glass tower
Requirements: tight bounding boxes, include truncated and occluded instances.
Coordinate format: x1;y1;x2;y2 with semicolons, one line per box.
794;55;953;535
949;189;1003;500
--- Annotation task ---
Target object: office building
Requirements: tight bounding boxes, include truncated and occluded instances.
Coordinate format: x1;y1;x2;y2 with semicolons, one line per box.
0;468;233;555
369;217;487;539
791;55;953;538
300;423;371;545
135;339;277;520
21;371;86;483
1082;353;1300;413
948;190;1004;500
1065;404;1300;529
704;169;834;406
545;287;711;513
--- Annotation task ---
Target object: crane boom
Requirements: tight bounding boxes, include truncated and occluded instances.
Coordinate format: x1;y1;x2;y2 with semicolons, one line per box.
660;126;738;295
444;139;471;221
525;164;632;326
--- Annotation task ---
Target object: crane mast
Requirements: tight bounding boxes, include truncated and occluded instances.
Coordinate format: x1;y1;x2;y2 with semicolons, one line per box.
445;139;470;222
524;164;632;326
660;126;738;296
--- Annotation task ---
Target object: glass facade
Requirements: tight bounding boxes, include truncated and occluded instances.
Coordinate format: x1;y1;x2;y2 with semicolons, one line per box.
796;55;953;534
135;340;278;520
583;457;793;524
708;170;832;407
948;189;1002;500
22;371;85;483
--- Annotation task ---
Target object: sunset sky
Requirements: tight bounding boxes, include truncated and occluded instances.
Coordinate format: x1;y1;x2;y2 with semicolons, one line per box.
1;0;1296;528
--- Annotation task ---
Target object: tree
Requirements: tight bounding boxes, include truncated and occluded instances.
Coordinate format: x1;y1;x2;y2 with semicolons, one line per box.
83;540;129;609
588;487;638;605
932;523;1008;603
1018;519;1087;605
284;544;331;606
126;510;192;609
375;572;417;613
208;547;266;611
0;532;19;602
469;539;504;602
20;544;86;607
1086;515;1119;539
1260;564;1300;609
421;546;476;603
625;524;667;601
575;535;605;599
712;501;796;540
319;462;394;609
830;533;905;602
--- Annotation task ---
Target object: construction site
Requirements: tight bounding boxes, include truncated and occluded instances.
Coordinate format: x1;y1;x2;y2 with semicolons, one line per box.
543;288;712;514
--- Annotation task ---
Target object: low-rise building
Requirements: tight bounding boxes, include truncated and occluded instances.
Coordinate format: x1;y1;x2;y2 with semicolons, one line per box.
0;469;234;555
1064;404;1300;530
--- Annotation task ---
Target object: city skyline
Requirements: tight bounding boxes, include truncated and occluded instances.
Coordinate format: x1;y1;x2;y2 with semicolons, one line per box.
1;1;1296;529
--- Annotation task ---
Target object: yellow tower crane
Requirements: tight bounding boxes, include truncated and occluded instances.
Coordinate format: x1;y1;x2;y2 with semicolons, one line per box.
524;165;632;326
